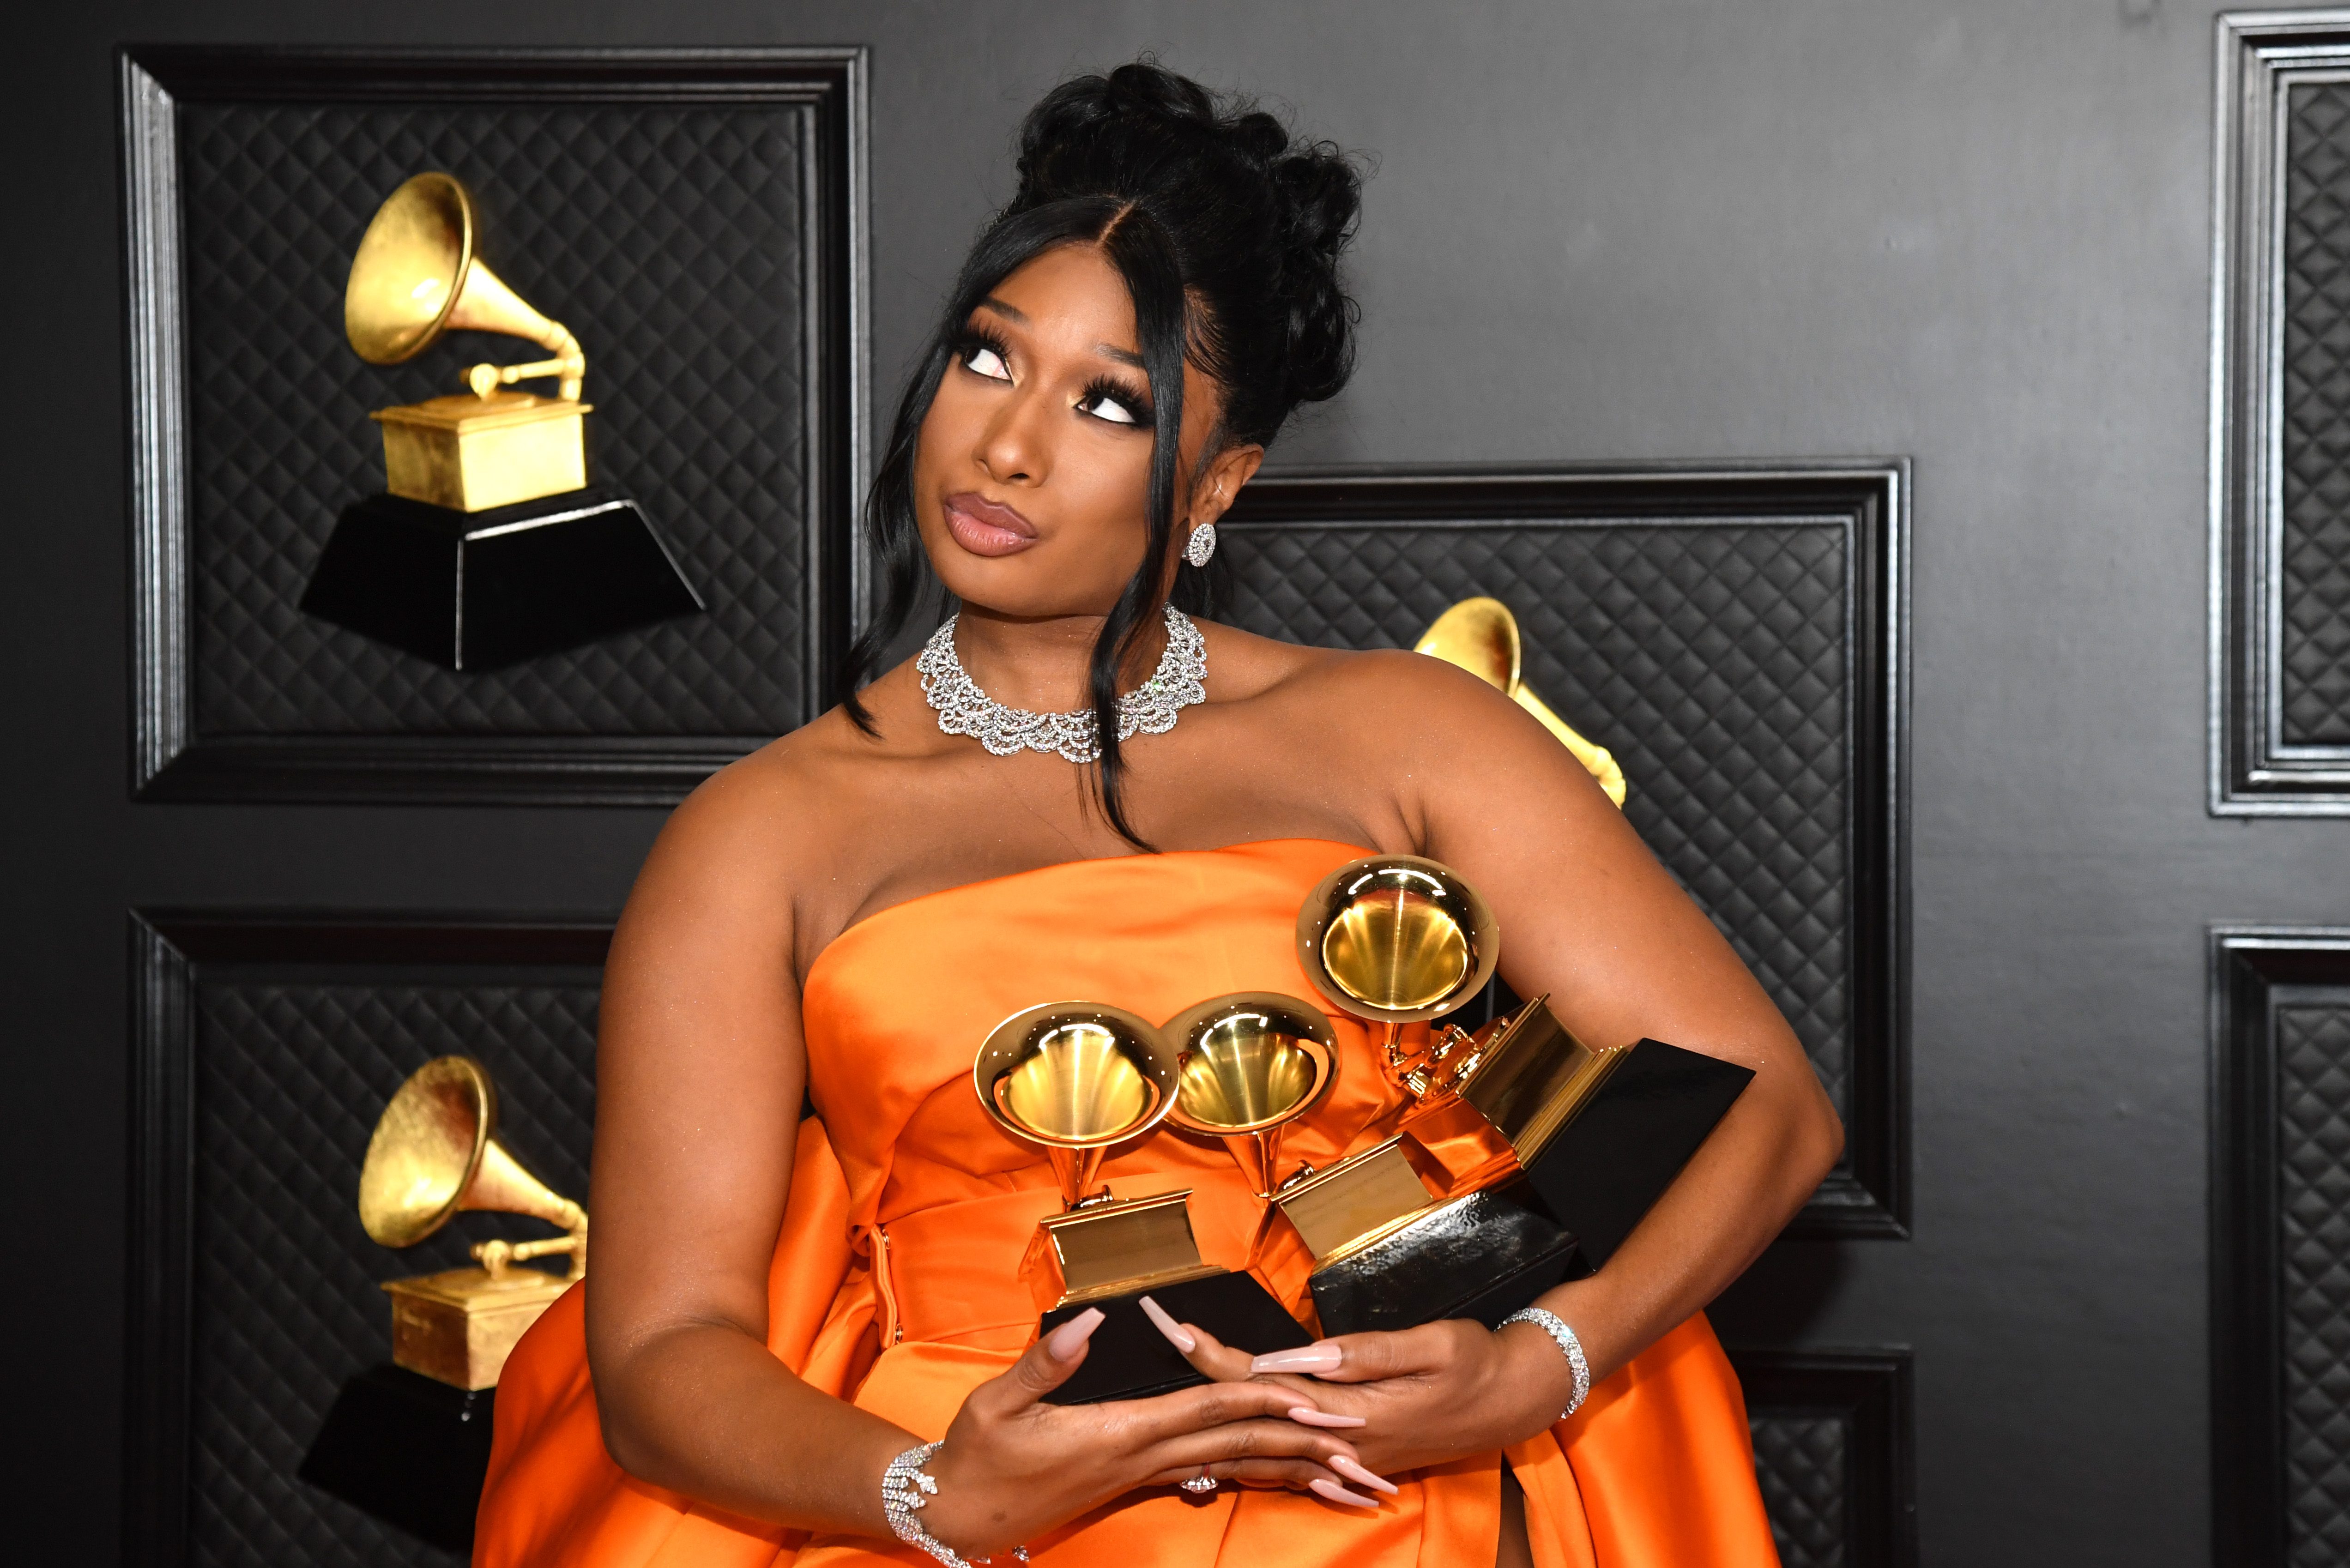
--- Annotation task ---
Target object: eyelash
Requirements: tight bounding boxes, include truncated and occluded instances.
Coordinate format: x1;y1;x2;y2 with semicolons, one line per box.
1079;375;1152;428
952;327;1152;428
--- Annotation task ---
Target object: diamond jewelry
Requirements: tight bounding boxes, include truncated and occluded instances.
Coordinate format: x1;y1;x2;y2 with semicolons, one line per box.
1181;1470;1220;1494
1499;1307;1591;1420
1184;522;1218;567
880;1442;1029;1566
917;604;1208;766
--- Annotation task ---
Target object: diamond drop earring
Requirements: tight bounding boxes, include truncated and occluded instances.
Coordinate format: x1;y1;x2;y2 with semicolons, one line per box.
1184;523;1218;568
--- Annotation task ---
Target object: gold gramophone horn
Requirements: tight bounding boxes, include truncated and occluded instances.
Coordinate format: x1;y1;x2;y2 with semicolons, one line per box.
344;172;587;400
1296;855;1500;1089
1416;597;1627;807
975;1002;1181;1208
358;1055;587;1280
1164;993;1339;1198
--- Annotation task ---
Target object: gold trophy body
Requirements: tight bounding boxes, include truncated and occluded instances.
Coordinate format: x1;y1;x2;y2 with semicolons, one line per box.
358;1056;588;1390
1162;991;1339;1199
975;1002;1311;1403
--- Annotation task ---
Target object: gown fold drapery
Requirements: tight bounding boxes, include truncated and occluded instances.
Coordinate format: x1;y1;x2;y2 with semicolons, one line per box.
474;838;1782;1568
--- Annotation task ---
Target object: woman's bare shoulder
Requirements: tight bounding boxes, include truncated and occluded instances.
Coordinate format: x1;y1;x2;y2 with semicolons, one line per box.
1202;621;1527;740
631;698;922;948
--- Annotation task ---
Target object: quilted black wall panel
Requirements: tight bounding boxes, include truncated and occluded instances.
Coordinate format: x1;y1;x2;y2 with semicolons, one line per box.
2211;931;2350;1566
1222;518;1851;1113
1732;1349;1916;1568
2279;1001;2350;1567
2281;85;2350;748
179;101;808;738
1217;466;1907;1232
1750;1413;1849;1568
2211;25;2350;809
189;979;597;1568
120;49;866;802
127;917;611;1568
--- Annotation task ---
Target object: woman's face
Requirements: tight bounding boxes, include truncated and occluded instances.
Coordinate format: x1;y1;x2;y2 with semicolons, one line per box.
912;242;1256;619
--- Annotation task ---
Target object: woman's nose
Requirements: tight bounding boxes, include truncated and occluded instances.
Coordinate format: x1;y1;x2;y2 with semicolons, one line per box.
974;387;1049;485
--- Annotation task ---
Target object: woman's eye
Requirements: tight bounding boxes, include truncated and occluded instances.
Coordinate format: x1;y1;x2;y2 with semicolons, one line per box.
1079;390;1143;426
963;344;1011;381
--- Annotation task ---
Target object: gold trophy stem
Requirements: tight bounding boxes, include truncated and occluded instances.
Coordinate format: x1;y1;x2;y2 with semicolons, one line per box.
1221;1128;1285;1200
1047;1144;1110;1208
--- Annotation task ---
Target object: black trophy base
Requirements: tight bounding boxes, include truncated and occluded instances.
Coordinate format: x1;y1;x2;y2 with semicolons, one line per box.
1038;1268;1312;1405
299;1363;495;1553
300;485;703;670
1308;1179;1581;1338
1522;1038;1755;1271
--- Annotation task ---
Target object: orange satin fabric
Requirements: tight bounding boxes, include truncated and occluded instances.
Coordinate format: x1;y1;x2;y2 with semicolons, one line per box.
474;838;1782;1568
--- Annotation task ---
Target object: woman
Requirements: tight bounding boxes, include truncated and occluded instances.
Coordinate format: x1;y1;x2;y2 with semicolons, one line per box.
475;61;1840;1568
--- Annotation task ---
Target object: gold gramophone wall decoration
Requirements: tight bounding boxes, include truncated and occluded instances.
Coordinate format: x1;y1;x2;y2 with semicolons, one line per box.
344;171;592;513
974;1002;1310;1404
300;172;701;671
359;1056;588;1391
1416;597;1629;808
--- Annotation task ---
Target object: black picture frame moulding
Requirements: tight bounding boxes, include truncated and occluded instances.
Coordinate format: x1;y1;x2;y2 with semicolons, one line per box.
1218;463;1911;1237
2208;925;2350;1567
2211;11;2350;813
118;46;870;805
1728;1347;1918;1568
123;911;616;1568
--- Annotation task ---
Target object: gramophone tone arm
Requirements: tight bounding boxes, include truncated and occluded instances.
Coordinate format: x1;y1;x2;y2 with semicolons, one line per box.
472;1213;589;1282
464;317;587;402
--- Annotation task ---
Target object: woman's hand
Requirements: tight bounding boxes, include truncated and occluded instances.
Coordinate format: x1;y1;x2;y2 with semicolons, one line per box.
1140;1300;1579;1479
912;1307;1387;1558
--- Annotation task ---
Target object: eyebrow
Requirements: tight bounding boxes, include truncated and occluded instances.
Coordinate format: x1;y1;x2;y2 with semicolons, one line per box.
976;296;1148;372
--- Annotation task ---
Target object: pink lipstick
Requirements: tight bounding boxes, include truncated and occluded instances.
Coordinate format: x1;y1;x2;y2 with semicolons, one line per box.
943;492;1038;557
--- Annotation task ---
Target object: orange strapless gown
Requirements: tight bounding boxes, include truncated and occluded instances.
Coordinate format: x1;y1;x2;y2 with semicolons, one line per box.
475;839;1782;1568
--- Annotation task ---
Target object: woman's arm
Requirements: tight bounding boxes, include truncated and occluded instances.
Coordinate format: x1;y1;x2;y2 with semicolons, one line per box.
585;748;1376;1553
1152;652;1842;1465
586;755;915;1527
1408;654;1845;1387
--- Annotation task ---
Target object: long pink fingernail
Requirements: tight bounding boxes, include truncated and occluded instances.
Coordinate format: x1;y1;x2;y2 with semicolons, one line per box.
1047;1307;1105;1360
1328;1455;1397;1496
1288;1405;1366;1428
1309;1477;1381;1509
1138;1295;1196;1352
1251;1342;1341;1374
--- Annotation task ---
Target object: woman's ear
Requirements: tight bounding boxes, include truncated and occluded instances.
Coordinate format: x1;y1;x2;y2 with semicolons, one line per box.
1186;443;1266;531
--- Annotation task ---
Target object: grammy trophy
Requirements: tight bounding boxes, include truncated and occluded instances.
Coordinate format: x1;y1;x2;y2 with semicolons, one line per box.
1281;855;1756;1334
974;1001;1310;1404
301;172;701;669
357;1055;588;1391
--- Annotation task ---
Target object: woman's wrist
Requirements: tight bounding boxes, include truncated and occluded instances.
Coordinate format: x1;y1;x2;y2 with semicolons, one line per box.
1474;1319;1580;1445
880;1438;1027;1566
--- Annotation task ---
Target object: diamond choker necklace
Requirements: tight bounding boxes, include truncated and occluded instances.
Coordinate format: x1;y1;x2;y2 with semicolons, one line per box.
916;604;1208;765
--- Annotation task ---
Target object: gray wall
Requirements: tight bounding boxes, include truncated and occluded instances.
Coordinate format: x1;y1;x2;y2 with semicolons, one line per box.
5;1;2330;1561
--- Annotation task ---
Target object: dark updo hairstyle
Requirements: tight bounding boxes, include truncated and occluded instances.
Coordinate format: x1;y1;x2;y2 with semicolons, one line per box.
836;60;1364;846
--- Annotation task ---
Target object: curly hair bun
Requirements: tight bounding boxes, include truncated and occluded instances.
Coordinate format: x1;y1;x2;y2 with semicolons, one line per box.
1006;60;1364;440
